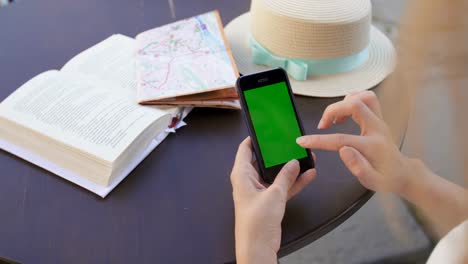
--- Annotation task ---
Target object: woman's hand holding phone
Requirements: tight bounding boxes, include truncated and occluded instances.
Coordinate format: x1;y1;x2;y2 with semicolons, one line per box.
232;90;468;263
231;90;415;264
231;138;316;264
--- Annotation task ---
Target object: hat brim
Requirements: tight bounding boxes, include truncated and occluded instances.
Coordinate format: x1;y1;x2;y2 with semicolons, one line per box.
225;13;396;97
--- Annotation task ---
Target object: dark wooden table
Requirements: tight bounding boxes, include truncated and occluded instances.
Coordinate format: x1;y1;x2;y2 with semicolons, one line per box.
0;0;386;263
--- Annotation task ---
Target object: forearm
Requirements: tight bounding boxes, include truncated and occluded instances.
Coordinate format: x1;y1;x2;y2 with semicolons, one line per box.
235;244;277;264
400;159;468;235
235;227;278;264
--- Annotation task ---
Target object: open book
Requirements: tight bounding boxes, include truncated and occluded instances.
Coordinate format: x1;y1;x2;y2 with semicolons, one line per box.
0;35;186;197
136;10;240;109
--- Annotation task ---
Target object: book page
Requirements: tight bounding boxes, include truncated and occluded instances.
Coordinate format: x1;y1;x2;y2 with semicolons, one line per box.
61;34;182;114
0;71;170;163
61;34;137;93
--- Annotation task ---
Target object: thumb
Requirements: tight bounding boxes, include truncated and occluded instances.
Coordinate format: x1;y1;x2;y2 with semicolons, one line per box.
270;160;300;197
339;146;378;185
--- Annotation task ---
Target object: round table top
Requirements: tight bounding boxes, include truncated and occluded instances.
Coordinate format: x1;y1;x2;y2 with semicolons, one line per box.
0;0;391;263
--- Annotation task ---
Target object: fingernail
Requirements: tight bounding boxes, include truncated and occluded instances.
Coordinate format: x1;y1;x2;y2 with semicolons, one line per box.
340;146;355;163
317;120;324;129
287;159;299;168
296;137;306;145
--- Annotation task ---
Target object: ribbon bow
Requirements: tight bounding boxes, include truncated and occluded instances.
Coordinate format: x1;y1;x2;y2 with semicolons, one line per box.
250;38;309;81
250;37;370;81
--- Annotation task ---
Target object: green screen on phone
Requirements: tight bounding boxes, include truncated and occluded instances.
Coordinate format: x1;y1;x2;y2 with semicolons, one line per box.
244;82;308;168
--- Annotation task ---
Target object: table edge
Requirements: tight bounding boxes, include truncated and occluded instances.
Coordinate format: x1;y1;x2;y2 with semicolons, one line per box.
278;190;374;258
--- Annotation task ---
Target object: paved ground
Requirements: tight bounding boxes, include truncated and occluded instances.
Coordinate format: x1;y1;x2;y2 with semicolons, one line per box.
281;1;440;263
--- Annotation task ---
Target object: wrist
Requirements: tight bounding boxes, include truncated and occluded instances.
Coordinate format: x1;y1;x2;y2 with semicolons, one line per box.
235;225;278;264
397;157;426;199
236;241;278;264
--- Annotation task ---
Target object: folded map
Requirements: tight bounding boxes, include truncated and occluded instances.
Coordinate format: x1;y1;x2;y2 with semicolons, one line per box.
136;10;240;109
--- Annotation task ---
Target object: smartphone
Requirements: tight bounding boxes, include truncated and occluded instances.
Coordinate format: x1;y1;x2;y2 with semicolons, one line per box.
236;68;314;184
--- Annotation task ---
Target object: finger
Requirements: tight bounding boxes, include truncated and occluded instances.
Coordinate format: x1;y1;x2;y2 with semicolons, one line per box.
318;100;352;129
339;146;378;188
297;134;366;152
231;137;253;185
270;160;300;197
333;115;348;125
334;91;356;124
317;98;381;133
252;159;259;171
345;91;383;119
311;152;317;163
234;137;253;164
318;99;379;130
344;91;360;100
326;91;382;126
287;168;317;200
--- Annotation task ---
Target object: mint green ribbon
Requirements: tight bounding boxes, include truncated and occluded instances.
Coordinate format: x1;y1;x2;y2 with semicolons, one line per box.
250;37;370;81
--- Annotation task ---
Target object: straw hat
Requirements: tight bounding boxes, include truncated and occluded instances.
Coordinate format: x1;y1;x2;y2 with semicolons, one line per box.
225;0;396;97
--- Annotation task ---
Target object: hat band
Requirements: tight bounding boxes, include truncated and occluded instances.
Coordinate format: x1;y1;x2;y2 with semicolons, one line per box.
250;37;370;81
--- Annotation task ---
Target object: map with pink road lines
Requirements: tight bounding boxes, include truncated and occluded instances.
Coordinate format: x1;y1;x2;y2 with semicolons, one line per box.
136;11;238;102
